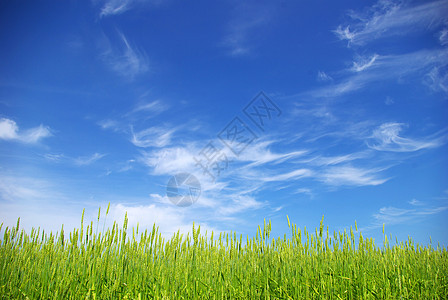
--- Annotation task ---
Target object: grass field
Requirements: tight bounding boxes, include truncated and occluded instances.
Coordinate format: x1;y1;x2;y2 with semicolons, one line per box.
1;206;447;299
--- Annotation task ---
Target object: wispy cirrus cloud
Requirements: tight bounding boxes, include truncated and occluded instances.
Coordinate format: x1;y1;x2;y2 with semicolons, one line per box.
319;165;388;186
334;0;448;46
217;194;265;215
222;2;275;56
299;152;368;167
0;118;52;144
320;0;448;99
367;123;447;152
74;153;107;166
131;126;175;148
424;67;448;94
306;49;448;98
0;175;52;202
101;31;148;79
99;0;133;17
97;0;162;18
372;204;448;226
46;152;107;166
409;198;423;206
235;140;308;167
351;54;379;72
140;145;197;175
439;28;448;46
98;99;170;134
97;119;120;131
260;169;312;183
317;71;333;82
127;100;169;116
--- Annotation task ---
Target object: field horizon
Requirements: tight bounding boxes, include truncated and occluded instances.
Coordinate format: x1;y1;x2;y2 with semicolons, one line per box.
1;206;447;299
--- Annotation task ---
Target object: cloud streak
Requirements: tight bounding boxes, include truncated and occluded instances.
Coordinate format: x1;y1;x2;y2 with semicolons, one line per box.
99;0;133;17
306;49;448;98
74;153;107;166
46;152;107;166
367;123;446;152
101;31;148;79
334;0;448;46
131;126;175;148
373;204;448;226
320;165;388;186
222;2;274;56
98;0;162;17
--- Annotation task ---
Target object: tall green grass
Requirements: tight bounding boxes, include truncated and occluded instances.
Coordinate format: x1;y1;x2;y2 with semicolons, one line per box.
1;207;447;299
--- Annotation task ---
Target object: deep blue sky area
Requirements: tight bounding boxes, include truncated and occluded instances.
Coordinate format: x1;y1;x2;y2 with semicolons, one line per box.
1;0;447;246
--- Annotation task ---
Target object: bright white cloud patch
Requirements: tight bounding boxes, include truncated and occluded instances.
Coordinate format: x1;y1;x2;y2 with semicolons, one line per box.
0;118;18;140
0;118;51;144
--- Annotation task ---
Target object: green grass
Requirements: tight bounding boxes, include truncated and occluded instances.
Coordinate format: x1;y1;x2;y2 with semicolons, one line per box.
1;206;447;299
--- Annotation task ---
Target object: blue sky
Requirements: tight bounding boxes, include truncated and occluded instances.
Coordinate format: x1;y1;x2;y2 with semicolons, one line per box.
1;0;447;245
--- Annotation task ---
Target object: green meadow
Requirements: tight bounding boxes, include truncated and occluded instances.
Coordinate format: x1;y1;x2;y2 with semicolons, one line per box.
1;206;447;299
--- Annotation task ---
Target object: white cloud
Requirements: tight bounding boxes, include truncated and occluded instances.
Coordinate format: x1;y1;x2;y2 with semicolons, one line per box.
44;152;107;167
131;127;174;148
98;119;120;131
101;31;148;79
236;140;308;166
140;145;198;175
367;123;445;152
302;153;368;167
100;0;133;17
333;25;356;45
306;49;448;98
261;169;312;182
334;0;448;46
439;28;448;45
317;71;333;82
385;96;394;105
424;67;448;94
74;153;107;166
109;203;192;236
44;153;65;162
409;198;423;206
0;175;50;202
98;0;162;17
372;204;448;226
0;118;18;140
218;195;265;215
352;54;379;72
373;206;415;224
128;100;168;116
0;118;51;144
320;165;388;186
295;188;313;197
222;2;274;56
